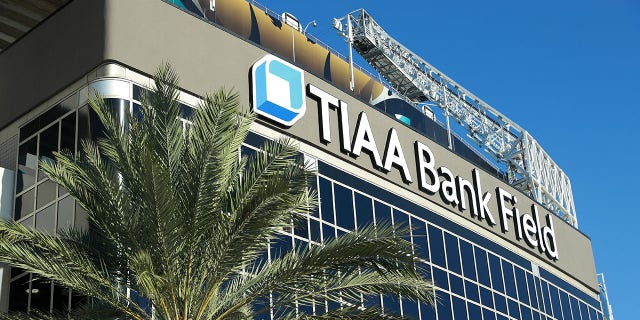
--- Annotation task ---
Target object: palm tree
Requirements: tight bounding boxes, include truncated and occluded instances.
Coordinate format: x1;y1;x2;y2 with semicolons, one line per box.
0;64;434;319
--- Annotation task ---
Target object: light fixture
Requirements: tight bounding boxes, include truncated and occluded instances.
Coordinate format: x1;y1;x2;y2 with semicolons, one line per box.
303;20;317;34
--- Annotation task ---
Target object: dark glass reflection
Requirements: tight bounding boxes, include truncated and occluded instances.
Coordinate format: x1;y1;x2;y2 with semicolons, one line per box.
17;137;38;193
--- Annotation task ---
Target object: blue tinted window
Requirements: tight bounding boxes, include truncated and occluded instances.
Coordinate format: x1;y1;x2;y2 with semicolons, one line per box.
374;201;392;226
540;280;552;315
270;236;293;259
452;296;467;320
502;261;517;299
354;192;373;230
480;286;494;309
465;280;479;303
497;314;509;320
580;301;590;320
433;267;449;291
309;218;321;242
527;273;538;309
570;296;580;320
560;291;572;320
322;223;335;240
383;294;400;315
521;305;532;320
392;208;409;227
460;240;476;281
436;290;452;320
401;298;419;318
507;298;520;319
475;247;490;288
444;233;461;274
318;178;334;224
532;310;541;320
294;216;309;239
421;301;437;320
428;225;446;268
488;254;504;292
449;273;464;296
482;307;496;320
467;302;481;319
411;218;429;262
333;184;354;230
494;293;507;314
549;285;561;318
515;267;529;305
588;306;598;320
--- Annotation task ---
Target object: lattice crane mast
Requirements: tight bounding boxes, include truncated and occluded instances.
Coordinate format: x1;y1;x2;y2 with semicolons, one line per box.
333;9;578;227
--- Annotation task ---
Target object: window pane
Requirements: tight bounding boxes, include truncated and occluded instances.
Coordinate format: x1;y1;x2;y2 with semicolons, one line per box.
60;113;76;155
14;188;34;220
52;284;70;313
467;302;481;320
432;267;449;291
570;296;580;320
508;298;520;319
480;286;494;309
354;192;373;230
9;275;29;311
460;240;476;281
449;273;464;296
452;296;467;320
527;272;538;309
36;180;56;209
374;200;391;226
494;293;507;314
309;218;321;242
502;261;517;299
515;267;530;305
549;285;561;318
76;105;90;149
482;307;496;320
444;233;461;274
421;301;437;320
294;216;309;239
401;298;419;318
580;301;590;320
17;137;38;193
29;278;52;312
489;253;504;292
465;280;480;302
318;178;334;224
333;184;354;230
428;225;446;268
35;204;56;234
411;218;429;262
521;305;533;320
560;291;571;320
38;123;59;181
436;291;452;320
57;196;75;232
74;202;89;231
392;208;408;227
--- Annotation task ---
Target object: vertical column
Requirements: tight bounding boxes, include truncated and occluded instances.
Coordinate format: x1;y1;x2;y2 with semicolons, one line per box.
0;167;16;312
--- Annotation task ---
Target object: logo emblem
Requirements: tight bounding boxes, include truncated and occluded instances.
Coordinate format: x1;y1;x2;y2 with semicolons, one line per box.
251;55;306;126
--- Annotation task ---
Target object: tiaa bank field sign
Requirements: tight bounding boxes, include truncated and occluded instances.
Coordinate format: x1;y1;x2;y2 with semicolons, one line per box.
250;55;559;260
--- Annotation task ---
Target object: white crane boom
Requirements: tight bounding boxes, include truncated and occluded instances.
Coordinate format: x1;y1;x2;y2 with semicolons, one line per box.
334;9;577;227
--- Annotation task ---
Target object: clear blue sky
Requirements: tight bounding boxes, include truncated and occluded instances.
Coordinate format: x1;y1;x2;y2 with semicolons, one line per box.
255;0;639;318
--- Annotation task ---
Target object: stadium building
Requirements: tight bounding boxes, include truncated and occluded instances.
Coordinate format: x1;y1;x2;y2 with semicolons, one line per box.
0;0;612;319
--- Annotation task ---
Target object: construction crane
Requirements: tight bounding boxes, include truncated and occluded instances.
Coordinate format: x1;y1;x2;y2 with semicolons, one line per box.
333;9;578;227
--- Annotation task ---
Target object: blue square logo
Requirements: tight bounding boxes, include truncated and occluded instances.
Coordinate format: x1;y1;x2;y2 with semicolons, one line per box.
251;55;306;126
